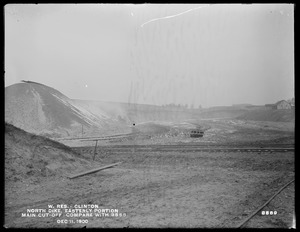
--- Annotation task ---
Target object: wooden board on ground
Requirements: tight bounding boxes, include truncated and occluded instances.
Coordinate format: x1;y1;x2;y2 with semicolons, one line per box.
68;162;122;179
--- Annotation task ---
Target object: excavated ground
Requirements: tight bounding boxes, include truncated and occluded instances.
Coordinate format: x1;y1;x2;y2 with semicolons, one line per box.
4;120;294;228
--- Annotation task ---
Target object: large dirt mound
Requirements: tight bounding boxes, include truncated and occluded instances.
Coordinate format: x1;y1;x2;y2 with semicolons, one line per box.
5;82;131;137
5;122;97;183
236;109;295;122
5;82;87;135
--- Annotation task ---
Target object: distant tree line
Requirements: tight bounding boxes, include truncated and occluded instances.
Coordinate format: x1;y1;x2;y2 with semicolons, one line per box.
161;103;202;110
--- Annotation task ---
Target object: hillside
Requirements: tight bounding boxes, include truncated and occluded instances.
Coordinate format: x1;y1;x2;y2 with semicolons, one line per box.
5;82;248;138
197;107;247;119
5;122;97;183
7;81;292;139
236;109;295;122
5;82;132;137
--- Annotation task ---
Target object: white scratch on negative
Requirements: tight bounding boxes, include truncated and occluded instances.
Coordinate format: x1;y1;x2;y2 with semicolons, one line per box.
141;5;211;28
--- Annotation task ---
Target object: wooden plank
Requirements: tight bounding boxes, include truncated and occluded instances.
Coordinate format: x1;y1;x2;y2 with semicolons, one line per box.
68;162;122;179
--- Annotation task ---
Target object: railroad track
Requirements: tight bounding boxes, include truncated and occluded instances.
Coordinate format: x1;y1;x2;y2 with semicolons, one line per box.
236;178;295;228
73;144;294;154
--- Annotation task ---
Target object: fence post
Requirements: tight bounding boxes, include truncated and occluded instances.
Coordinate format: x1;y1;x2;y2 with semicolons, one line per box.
93;140;98;161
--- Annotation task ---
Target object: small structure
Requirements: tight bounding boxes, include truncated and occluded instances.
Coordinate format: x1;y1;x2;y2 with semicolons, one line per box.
265;100;292;110
190;129;204;138
275;100;292;109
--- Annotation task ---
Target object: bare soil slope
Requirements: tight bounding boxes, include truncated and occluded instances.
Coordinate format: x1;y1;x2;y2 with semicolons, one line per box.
5;82;131;137
5;122;98;183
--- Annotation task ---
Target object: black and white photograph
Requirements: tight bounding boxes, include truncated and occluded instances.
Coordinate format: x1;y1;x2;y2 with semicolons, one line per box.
4;3;295;228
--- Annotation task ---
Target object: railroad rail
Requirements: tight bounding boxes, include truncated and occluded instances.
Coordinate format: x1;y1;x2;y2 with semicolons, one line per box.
236;179;295;228
72;144;294;154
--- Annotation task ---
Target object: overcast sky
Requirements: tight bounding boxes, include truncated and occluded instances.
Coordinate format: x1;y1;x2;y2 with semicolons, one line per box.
5;4;294;107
